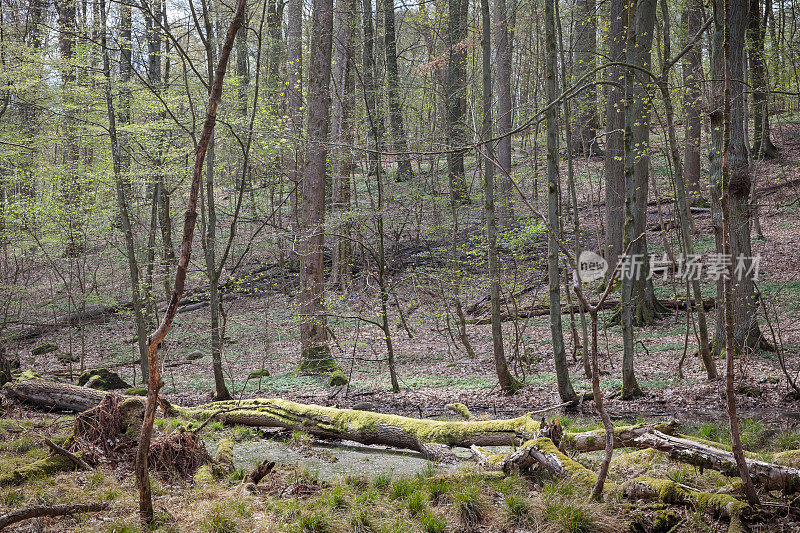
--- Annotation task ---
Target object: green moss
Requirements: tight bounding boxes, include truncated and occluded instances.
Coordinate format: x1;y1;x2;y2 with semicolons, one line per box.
296;346;338;375
182;398;542;447
445;403;474;420
15;370;41;382
193;465;214;484
328;370;348;387
125;386;147;396
528;437;600;487
31;343;58;356
774;449;800;468
247;368;270;380
631;476;749;517
0;455;76;486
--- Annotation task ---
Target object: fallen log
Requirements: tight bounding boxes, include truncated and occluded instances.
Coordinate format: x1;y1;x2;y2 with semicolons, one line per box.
0;455;77;486
4;378;108;412
182;399;542;461
471;437;602;488
565;421;677;452
0;502;108;530
623;476;748;533
633;430;800;494
467;298;715;324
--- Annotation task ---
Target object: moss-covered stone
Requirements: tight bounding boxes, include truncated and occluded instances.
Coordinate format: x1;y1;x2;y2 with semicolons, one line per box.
78;368;131;390
328;370;348;387
15;370;41;381
31;343;58;356
736;384;762;397
119;398;146;439
247;368;270;380
0;454;76;486
774;449;800;468
125;386;148;396
186;350;205;361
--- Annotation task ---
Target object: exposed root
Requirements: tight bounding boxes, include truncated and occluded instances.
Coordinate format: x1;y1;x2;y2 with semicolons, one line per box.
623;476;749;533
149;429;212;480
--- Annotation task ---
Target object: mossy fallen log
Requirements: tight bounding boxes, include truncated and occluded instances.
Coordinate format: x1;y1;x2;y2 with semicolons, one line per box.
181;399;542;460
633;430;800;494
0;455;78;486
193;438;235;483
564;421;677;452
470;437;607;489
623;476;748;533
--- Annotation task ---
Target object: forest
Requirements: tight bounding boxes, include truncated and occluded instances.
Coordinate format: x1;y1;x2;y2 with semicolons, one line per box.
0;0;799;529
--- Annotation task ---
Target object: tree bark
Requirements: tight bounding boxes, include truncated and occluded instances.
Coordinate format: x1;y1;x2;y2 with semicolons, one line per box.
493;0;513;220
299;0;338;372
545;0;576;404
382;0;414;181
0;503;108;530
748;0;778;159
446;0;470;206
603;0;628;278
573;0;601;156
683;0;704;203
482;0;517;395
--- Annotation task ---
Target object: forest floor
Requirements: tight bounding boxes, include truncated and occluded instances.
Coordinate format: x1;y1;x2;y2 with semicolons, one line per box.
3;125;800;531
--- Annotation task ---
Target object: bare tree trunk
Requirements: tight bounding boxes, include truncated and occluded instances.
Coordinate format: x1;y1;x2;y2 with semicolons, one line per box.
362;0;383;176
494;0;513;220
722;0;759;506
331;0;356;290
287;0;304;225
382;0;414;182
711;0;765;356
573;0;601;156
603;0;627;278
545;0;576;403
299;0;338;372
748;0;778;159
481;0;517;394
446;0;470;206
133;0;246;522
683;0;704;203
621;0;660;399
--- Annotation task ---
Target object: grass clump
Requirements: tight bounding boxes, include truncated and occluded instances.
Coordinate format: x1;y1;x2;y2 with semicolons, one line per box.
450;484;485;530
200;503;248;533
427;479;450;505
419;510;447;533
406;490;426;516
390;479;414;500
348;509;376;532
505;494;531;524
294;509;334;533
372;472;392;492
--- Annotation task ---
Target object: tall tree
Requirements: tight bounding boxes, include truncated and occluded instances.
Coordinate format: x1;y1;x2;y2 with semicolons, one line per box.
621;0;661;398
198;2;232;401
287;0;303;222
748;0;778;158
446;0;470;206
546;0;576;403
603;0;627;277
299;0;338;372
683;0;704;203
710;0;764;353
382;0;414;181
573;0;601;156
482;0;517;395
362;0;383;176
494;0;514;219
720;0;760;506
331;0;357;289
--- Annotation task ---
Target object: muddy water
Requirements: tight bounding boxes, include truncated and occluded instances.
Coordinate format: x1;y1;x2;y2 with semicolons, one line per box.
225;439;477;481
